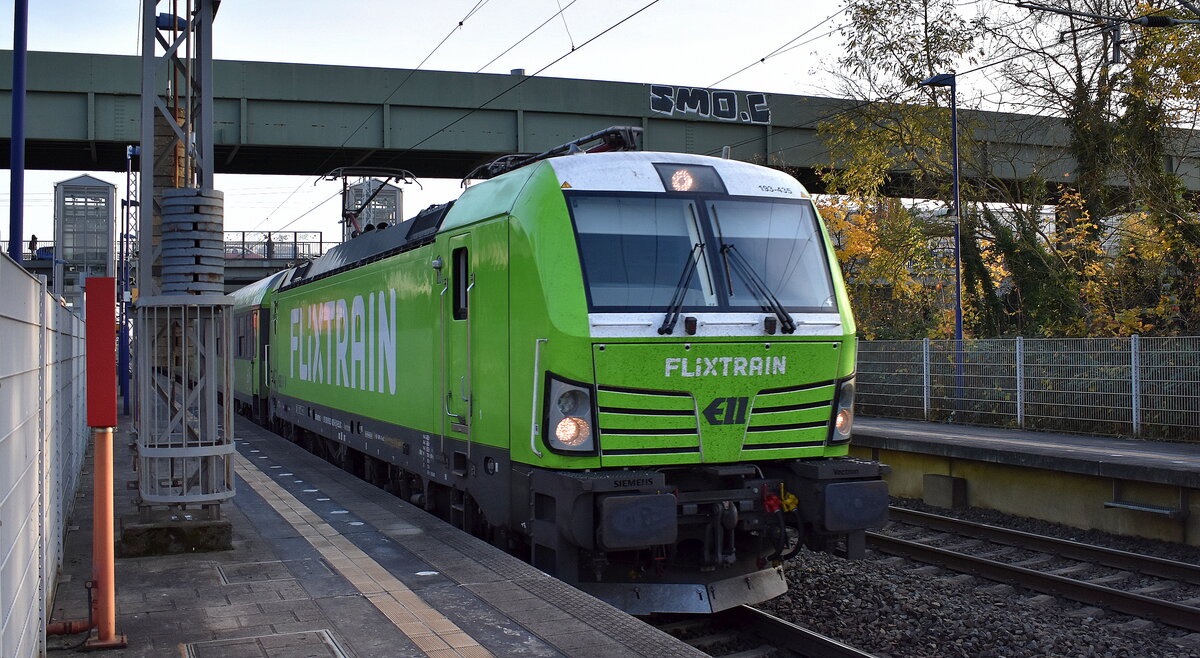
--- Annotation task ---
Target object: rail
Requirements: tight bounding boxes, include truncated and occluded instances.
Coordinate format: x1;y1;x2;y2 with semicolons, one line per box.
723;606;878;658
869;507;1200;632
887;507;1200;584
655;606;878;657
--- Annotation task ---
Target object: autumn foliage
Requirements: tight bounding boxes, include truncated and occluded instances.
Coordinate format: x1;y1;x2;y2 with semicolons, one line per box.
819;0;1200;338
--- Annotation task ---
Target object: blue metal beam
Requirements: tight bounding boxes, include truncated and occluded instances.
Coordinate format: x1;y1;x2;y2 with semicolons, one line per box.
6;4;28;263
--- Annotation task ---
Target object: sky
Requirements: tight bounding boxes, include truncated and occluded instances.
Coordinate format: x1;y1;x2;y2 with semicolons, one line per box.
2;0;855;245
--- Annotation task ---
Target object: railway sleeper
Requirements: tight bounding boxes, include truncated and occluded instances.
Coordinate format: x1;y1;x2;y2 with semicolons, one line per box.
909;532;953;545
1129;582;1180;596
1008;554;1054;568
974;545;1018;560
940;539;985;552
1085;571;1134;585
684;630;741;652
1045;563;1097;578
722;646;776;658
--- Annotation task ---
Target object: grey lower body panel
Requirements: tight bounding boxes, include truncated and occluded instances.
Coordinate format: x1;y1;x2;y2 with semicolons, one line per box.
579;566;787;615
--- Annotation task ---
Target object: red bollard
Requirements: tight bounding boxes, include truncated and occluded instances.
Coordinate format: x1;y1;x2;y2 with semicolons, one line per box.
83;278;126;649
85;425;124;648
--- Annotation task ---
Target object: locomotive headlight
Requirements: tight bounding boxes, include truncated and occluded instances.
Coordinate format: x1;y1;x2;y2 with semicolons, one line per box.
828;377;856;445
544;375;597;453
555;417;591;446
653;163;727;194
670;169;695;191
835;408;852;434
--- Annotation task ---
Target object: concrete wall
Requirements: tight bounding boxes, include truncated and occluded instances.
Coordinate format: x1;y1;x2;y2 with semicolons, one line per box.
0;256;87;657
851;445;1200;546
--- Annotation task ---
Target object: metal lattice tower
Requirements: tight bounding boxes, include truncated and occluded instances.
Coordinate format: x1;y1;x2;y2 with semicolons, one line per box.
134;0;233;525
345;179;403;241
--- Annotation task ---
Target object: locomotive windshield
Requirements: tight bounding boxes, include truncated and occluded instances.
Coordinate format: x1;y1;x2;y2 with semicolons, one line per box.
569;193;837;313
569;196;717;309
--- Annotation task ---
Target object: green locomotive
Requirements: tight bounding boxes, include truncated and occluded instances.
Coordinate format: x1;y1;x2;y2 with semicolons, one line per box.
231;130;888;614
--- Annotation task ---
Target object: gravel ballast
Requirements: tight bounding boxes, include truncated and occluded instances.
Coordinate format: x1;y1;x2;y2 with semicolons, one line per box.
758;498;1200;658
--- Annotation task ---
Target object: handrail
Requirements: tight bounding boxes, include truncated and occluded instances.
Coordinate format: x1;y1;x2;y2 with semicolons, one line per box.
530;338;549;458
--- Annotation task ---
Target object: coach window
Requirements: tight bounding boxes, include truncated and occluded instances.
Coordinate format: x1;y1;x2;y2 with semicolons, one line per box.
452;247;469;320
235;314;248;359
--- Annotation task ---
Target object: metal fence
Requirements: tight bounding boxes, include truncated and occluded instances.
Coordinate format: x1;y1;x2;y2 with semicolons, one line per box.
222;231;327;260
4;232;332;262
0;256;88;657
0;240;57;261
857;337;1200;441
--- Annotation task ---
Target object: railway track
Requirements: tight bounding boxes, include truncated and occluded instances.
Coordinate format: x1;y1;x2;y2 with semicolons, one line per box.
869;506;1200;632
654;605;878;658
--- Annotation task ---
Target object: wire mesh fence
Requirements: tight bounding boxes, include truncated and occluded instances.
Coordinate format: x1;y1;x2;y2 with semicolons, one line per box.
857;336;1200;442
0;257;88;656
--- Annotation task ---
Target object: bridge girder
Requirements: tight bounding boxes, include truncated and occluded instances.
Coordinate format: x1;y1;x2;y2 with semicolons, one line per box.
3;50;1199;200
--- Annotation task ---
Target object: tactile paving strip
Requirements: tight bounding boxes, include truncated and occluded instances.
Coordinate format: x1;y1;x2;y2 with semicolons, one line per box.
234;452;494;658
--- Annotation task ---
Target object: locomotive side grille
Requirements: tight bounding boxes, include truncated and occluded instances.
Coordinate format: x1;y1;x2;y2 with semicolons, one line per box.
742;381;834;451
597;386;701;463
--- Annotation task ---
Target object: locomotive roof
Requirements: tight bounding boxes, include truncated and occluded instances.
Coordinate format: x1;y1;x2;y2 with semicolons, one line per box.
436;151;811;235
286;202;454;287
229;268;290;309
280;151;811;291
546;151;811;200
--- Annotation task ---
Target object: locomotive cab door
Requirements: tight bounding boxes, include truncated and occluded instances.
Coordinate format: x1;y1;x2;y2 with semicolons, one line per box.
441;233;473;438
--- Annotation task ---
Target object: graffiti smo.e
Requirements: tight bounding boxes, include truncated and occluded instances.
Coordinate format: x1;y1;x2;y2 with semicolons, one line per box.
650;85;770;124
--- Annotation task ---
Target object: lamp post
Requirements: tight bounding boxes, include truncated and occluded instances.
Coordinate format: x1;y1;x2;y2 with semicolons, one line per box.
920;73;964;404
8;0;28;263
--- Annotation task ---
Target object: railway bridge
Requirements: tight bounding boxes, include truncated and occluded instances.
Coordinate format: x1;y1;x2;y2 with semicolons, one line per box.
4;50;1200;194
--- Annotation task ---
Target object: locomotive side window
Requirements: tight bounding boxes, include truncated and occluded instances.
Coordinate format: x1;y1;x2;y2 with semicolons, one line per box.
452;247;469;320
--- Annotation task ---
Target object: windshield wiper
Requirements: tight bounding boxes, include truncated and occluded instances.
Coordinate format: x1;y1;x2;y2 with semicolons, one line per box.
721;243;797;334
708;204;795;333
658;242;704;335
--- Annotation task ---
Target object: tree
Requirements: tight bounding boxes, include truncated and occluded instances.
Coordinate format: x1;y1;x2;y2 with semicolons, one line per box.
817;0;988;339
820;0;1200;337
818;197;952;338
991;0;1200;334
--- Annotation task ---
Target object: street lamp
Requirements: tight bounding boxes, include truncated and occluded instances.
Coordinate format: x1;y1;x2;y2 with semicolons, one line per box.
920;72;965;404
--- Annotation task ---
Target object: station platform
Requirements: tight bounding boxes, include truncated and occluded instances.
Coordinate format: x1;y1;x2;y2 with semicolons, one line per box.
850;417;1200;545
48;418;704;657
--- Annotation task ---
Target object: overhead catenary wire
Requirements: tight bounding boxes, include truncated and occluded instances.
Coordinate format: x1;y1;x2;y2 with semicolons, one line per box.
475;0;580;73
702;20;1115;163
708;0;993;91
253;1;494;231
254;0;596;234
708;6;848;89
264;189;343;234
555;0;576;50
384;0;664;165
255;0;1121;235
